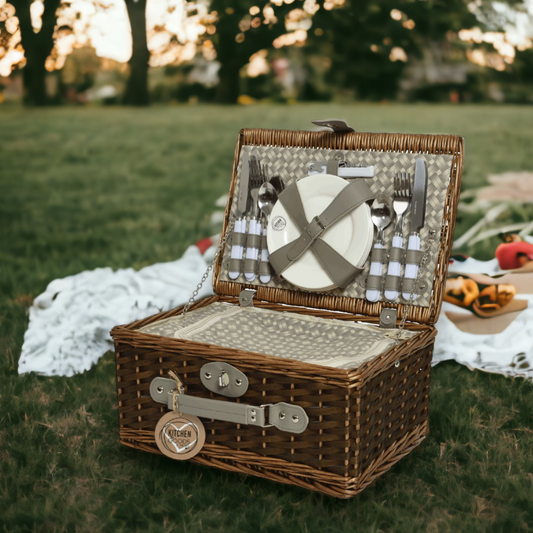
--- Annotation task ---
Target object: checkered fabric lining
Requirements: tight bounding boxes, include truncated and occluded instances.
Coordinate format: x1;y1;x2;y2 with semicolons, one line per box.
139;302;415;370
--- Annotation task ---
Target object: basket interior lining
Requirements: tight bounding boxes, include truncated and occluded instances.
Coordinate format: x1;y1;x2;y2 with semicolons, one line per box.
137;301;415;370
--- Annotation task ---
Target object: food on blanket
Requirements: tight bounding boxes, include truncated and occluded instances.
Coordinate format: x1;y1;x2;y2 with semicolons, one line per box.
496;241;533;270
444;276;479;306
444;275;527;318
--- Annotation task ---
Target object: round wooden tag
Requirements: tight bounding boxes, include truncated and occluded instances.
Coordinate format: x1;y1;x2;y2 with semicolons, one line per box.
155;412;206;460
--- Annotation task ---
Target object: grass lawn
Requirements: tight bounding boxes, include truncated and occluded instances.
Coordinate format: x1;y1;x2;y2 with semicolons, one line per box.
1;103;533;533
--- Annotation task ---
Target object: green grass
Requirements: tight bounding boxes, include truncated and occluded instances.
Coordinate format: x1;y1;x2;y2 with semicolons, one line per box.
1;103;533;533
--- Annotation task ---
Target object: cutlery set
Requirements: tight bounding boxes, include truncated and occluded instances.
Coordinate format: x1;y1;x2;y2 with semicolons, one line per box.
229;155;282;283
231;152;428;302
366;159;428;302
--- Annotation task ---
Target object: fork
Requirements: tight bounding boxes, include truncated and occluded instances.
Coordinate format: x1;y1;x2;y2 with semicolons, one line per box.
243;157;267;281
384;173;412;301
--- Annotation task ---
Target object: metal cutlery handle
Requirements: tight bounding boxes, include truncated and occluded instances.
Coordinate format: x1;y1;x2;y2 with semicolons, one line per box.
402;234;421;300
259;225;272;284
384;234;403;301
366;242;386;302
244;217;261;281
228;217;247;279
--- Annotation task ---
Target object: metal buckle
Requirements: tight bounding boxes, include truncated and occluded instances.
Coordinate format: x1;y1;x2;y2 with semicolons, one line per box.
304;216;326;244
260;403;275;428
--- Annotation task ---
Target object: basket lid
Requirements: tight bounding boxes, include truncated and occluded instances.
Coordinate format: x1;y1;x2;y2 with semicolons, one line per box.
213;123;464;325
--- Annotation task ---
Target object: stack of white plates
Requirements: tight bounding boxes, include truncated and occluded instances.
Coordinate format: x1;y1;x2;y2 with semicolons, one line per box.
267;174;373;292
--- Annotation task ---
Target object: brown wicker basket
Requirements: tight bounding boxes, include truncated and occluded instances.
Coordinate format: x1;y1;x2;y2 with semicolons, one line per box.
111;125;463;498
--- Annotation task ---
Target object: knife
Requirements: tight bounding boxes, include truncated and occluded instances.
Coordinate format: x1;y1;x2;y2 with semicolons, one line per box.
228;151;250;279
402;158;427;300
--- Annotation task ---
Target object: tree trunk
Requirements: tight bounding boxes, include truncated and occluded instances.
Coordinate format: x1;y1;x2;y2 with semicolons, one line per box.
124;0;150;106
13;0;61;106
216;61;241;104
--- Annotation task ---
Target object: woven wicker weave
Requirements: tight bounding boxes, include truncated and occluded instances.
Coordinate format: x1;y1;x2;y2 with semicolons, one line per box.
111;127;463;498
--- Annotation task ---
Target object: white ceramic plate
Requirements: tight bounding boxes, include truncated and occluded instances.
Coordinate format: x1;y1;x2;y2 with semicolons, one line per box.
267;174;373;291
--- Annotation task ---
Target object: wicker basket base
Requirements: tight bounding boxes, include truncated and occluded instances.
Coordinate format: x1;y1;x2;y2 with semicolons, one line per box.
119;419;428;499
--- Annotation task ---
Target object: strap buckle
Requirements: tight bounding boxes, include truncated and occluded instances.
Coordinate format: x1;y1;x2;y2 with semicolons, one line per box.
259;404;275;428
304;215;326;244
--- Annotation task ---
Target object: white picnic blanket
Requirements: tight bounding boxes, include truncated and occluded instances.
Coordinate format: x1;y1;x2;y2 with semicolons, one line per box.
18;245;216;377
19;246;533;380
433;256;533;379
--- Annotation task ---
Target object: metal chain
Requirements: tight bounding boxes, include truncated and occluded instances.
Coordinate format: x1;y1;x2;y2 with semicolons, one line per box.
180;220;235;320
395;229;437;341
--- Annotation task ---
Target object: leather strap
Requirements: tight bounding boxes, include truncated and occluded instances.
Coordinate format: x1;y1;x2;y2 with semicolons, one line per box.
402;277;418;293
228;258;242;273
366;274;383;291
243;258;258;274
405;249;423;265
258;261;272;276
269;179;374;289
150;379;309;434
384;275;401;292
231;232;247;246
261;234;268;249
174;395;308;433
389;246;404;263
246;233;261;248
370;247;387;263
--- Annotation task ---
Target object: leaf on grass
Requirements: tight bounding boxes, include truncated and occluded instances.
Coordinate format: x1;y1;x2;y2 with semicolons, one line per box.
440;442;446;458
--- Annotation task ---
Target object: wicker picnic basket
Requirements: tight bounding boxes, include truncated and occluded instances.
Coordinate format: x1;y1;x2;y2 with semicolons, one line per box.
111;124;464;498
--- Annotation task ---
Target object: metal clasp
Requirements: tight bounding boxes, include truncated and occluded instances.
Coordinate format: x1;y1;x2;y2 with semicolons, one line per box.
239;288;256;307
259;404;274;429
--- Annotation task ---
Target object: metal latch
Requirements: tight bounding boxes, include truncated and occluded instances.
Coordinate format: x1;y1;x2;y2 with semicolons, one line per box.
200;362;249;397
380;308;397;328
239;288;256;307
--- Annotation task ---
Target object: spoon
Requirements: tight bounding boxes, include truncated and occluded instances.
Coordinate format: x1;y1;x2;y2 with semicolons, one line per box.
258;181;278;219
269;175;285;195
366;195;392;302
257;181;280;284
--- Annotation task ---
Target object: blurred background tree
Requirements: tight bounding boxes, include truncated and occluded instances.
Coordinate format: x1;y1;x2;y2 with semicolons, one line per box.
0;0;532;106
11;0;61;105
124;0;149;105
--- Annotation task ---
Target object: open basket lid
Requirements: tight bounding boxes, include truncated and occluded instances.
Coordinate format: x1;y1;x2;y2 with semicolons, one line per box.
213;122;464;326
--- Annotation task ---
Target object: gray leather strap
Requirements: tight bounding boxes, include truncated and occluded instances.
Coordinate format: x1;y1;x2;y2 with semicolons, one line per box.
389;246;404;263
402;277;417;294
175;394;266;426
243;258;258;274
366;275;383;291
231;232;247;246
261;234;268;249
370;247;387;263
246;233;261;248
258;261;272;276
405;249;423;265
150;378;309;434
384;274;401;292
175;394;308;434
228;258;242;273
269;179;373;289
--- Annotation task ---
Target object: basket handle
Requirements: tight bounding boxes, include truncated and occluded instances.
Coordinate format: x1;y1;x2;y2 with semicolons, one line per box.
150;377;309;434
